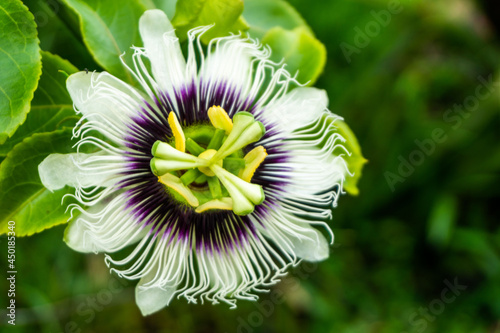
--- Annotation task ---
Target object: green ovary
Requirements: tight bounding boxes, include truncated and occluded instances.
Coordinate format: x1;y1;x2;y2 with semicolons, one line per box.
150;107;268;216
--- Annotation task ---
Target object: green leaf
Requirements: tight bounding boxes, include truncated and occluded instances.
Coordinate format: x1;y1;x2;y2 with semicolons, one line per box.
0;51;78;157
0;0;42;144
262;26;326;85
60;0;147;84
427;194;457;247
451;229;500;276
140;0;177;18
22;0;100;71
0;129;75;236
332;118;367;196
243;0;308;40
243;0;327;85
172;0;248;43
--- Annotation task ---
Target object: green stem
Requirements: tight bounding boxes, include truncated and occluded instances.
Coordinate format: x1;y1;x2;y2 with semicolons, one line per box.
180;169;202;186
207;129;226;150
207;176;222;199
186;138;205;156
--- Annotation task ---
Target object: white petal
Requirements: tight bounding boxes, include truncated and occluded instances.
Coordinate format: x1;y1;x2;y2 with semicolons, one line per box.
38;153;117;191
64;193;148;253
107;218;291;308
260;113;350;197
287;223;330;261
64;217;145;254
136;284;176;316
200;36;265;113
286;152;347;196
67;71;144;118
252;206;330;262
139;10;186;96
64;218;96;253
67;71;146;142
135;261;177;316
261;87;329;135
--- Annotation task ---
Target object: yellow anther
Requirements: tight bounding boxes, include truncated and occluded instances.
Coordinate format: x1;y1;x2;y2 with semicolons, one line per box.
158;174;199;207
195;198;233;213
239;146;268;182
168;112;185;152
208;106;233;134
198;149;222;177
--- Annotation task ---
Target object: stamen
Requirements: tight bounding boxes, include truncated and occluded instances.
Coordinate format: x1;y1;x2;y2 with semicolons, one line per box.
194;174;207;184
207;129;225;150
168;112;186;152
195;198;233;213
239;146;268;182
158;174;199;207
207;176;222;198
180;169;202;186
223;158;246;174
208;106;233;134
185;138;205;156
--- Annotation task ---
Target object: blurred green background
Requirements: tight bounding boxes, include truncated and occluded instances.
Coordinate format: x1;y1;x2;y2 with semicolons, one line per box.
2;0;500;332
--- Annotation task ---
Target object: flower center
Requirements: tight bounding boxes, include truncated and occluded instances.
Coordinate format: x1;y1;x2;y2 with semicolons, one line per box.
150;106;268;216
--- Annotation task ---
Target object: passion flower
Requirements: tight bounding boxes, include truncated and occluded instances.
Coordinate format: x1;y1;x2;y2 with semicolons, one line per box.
39;9;351;315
